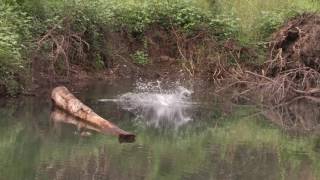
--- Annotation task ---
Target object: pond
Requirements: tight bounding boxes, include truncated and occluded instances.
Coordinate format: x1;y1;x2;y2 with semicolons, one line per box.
0;80;320;180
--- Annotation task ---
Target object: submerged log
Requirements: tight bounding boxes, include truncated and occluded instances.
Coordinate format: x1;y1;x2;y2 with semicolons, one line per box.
51;86;135;142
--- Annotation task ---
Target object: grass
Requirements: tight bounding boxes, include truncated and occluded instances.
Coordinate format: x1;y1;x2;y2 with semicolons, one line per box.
213;0;320;43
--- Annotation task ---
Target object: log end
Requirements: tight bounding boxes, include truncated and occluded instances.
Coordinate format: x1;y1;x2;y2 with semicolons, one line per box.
118;134;136;143
51;86;136;143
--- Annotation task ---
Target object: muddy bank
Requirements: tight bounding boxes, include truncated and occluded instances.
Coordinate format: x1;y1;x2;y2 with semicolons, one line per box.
268;13;320;74
28;25;247;97
101;26;237;81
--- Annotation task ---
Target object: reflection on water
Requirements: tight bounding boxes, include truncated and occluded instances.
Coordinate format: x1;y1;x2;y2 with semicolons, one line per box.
50;108;135;143
0;80;320;180
262;99;320;131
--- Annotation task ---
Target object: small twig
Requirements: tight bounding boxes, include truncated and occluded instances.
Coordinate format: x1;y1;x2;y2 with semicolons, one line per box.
245;70;276;82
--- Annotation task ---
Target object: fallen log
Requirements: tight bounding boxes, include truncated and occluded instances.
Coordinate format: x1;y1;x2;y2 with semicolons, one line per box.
51;86;135;142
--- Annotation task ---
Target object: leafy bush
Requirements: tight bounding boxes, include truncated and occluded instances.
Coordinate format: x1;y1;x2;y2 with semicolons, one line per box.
209;13;240;39
212;0;320;43
24;0;108;72
131;50;149;65
256;10;298;39
0;0;246;96
95;0;237;36
257;11;286;39
0;1;32;95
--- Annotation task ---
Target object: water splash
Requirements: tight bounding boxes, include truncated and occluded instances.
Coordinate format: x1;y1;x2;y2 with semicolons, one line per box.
99;81;194;128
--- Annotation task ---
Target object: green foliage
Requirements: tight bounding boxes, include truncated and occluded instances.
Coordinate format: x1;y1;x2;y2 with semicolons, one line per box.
1;0;320;96
0;0;242;96
256;10;299;40
256;11;289;39
0;1;32;95
209;13;240;38
22;0;107;69
212;0;320;43
161;1;209;31
131;50;149;65
93;0;236;36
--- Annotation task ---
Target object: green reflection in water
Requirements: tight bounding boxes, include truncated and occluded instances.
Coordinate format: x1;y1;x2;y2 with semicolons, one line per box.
0;98;319;180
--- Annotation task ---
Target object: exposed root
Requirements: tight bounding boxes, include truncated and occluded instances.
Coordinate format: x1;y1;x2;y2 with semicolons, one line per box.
169;26;234;83
105;25;236;81
217;13;320;131
35;17;89;82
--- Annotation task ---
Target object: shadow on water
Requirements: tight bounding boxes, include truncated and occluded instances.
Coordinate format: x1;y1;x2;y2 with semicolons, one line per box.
0;80;320;180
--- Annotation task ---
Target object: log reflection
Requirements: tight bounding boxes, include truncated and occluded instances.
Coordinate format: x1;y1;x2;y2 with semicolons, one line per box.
50;108;135;143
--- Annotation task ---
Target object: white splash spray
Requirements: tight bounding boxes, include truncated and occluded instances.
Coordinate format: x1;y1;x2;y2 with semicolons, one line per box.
99;81;194;128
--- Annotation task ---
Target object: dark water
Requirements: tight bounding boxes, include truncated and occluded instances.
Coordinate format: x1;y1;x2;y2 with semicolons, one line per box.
0;80;320;180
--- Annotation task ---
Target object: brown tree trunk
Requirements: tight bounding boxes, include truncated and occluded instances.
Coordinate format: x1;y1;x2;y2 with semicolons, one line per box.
51;86;135;142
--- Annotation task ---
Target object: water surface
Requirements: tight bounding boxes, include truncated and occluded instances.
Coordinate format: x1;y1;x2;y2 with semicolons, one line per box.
0;80;320;180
